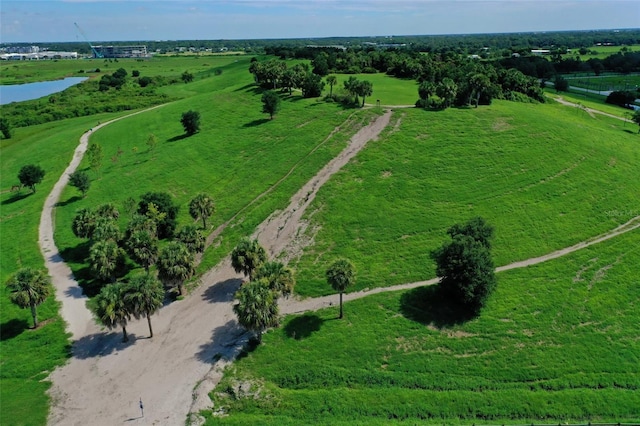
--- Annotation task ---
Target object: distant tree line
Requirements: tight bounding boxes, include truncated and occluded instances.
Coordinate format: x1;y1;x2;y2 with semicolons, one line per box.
14;29;639;58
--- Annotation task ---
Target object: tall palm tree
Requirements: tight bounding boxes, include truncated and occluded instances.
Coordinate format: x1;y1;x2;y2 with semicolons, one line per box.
6;268;51;328
326;259;356;319
157;241;195;296
89;240;125;283
254;261;295;298
189;193;215;229
233;279;279;343
126;230;159;274
231;237;267;281
91;283;131;342
124;275;164;338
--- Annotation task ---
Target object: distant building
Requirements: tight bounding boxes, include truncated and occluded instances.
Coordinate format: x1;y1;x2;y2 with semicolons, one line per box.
531;49;551;55
94;45;148;58
0;51;78;60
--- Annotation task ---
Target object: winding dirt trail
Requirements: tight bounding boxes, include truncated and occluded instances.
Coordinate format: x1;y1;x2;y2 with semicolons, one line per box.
44;105;639;426
46;110;392;426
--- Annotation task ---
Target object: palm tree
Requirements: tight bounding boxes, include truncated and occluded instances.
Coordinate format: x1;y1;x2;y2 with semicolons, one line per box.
468;73;491;108
233;279;279;343
123;275;164;338
231;237;267;281
89;240;125;283
326;75;337;97
126;230;159;273
254;261;295;298
91;216;121;242
157;241;195;296
189;193;215;229
436;78;458;108
326;259;356;319
6;268;51;328
72;207;96;239
176;225;205;254
91;283;131;342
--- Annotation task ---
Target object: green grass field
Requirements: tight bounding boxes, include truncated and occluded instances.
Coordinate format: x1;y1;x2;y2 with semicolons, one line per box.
0;55;243;85
565;74;640;93
330;73;418;106
292;101;640;297
203;229;640;425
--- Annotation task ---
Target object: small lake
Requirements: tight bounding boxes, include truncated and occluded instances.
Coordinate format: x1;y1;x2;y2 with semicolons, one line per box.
0;77;89;105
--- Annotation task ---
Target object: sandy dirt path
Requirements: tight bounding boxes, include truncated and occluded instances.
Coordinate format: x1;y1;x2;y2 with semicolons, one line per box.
47;111;392;426
39;105;166;340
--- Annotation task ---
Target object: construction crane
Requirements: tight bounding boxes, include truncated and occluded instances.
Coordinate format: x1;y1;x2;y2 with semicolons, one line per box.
74;22;103;58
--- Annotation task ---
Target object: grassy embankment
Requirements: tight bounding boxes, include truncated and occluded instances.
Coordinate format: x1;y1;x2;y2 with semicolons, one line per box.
203;229;640;425
0;111;134;426
201;98;640;425
291;101;639;297
52;63;382;294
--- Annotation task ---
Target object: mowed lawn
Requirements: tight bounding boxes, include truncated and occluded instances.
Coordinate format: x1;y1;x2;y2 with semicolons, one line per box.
203;229;640;425
330;73;418;106
293;100;640;297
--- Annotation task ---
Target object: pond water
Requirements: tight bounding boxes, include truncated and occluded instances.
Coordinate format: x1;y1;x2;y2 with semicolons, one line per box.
0;77;89;105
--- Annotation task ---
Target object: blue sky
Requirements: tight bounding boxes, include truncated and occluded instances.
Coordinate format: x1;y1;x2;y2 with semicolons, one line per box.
1;1;638;43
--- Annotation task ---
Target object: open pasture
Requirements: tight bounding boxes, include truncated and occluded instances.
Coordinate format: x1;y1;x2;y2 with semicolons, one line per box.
293;100;640;296
331;73;418;106
204;229;640;425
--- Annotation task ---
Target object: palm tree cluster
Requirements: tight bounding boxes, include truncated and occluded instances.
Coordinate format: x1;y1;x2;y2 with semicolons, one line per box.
90;275;164;342
231;237;296;342
69;192;215;341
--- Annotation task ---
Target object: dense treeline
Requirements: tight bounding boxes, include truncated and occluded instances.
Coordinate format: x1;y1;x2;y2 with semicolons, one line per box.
250;49;544;107
0;72;172;128
5;28;639;56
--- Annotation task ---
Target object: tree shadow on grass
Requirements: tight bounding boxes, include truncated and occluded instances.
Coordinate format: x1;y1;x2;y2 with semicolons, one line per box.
0;318;30;341
242;118;270;128
233;83;259;93
623;129;638;135
284;314;324;340
399;285;477;329
167;134;190;142
1;192;31;205
56;195;81;207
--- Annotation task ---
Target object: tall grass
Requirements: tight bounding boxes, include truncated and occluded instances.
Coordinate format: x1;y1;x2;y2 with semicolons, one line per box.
291;101;640;297
204;230;640;425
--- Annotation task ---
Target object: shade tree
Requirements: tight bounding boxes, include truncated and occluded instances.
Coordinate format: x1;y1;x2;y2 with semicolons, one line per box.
18;164;45;193
68;170;91;198
180;110;201;136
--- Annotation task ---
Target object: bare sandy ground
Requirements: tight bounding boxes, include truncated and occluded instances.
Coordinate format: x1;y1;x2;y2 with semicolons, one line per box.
44;105;639;426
